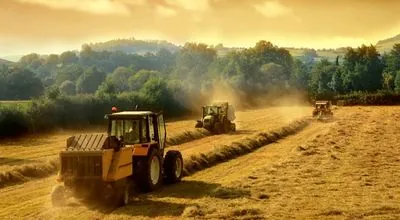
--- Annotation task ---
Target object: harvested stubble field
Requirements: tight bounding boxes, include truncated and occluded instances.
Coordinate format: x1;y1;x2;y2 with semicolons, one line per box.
0;106;310;218
2;106;399;219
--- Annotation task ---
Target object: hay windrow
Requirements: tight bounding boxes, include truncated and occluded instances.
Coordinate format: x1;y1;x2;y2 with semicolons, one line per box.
182;119;311;176
0;159;59;188
166;129;211;146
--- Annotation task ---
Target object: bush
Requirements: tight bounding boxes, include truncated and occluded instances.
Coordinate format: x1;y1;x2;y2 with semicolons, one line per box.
0;105;30;137
335;91;400;106
0;90;189;138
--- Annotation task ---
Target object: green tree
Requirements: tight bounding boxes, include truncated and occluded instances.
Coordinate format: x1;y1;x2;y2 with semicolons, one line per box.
45;85;61;100
328;67;344;94
309;59;336;98
109;67;134;92
140;78;175;110
290;59;310;90
76;67;106;94
60;51;78;65
19;53;41;66
257;63;288;94
96;79;117;98
342;45;383;92
2;68;44;99
382;71;394;91
55;64;84;85
60;80;76;96
395;71;400;92
385;44;400;73
128;70;161;91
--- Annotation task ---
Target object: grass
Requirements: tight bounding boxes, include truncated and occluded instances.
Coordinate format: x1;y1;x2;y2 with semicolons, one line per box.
0;100;32;107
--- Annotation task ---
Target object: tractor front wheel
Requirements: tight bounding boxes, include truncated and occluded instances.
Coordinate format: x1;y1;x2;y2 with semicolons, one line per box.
163;150;183;184
117;182;131;207
135;149;162;192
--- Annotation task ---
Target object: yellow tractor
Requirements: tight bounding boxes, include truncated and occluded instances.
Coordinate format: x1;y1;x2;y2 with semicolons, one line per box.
51;108;183;207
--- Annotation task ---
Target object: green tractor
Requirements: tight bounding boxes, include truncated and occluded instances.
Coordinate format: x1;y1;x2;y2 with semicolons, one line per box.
195;101;236;134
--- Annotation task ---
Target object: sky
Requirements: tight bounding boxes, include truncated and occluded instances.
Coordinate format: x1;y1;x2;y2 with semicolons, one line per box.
1;0;400;57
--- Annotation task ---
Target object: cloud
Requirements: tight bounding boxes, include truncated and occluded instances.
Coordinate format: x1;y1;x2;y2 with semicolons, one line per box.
156;5;177;17
165;0;210;12
253;0;292;18
13;0;131;15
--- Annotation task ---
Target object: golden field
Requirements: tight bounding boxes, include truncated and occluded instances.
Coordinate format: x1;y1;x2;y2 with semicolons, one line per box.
1;106;399;219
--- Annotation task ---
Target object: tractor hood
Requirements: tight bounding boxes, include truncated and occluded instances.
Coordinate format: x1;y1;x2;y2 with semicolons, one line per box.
203;115;214;127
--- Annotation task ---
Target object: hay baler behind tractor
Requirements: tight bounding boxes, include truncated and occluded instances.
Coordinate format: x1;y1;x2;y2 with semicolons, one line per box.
195;101;236;133
312;100;333;119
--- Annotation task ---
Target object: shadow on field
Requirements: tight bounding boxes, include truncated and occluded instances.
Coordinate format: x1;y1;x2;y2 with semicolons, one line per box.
156;180;251;199
110;199;187;217
73;180;250;217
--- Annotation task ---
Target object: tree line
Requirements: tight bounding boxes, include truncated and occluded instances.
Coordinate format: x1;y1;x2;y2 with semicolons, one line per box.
1;40;400;137
2;41;400;104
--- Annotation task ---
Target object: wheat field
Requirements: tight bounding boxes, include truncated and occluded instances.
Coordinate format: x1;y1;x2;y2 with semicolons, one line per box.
1;106;399;219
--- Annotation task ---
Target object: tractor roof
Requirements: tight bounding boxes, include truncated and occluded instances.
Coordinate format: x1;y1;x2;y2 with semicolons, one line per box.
205;101;229;107
315;101;329;105
108;111;156;119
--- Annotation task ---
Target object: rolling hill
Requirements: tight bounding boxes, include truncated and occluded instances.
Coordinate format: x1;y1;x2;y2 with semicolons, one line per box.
376;34;400;53
0;58;13;66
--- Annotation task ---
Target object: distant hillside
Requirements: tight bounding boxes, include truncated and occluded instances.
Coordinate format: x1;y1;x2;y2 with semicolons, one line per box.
376;34;400;53
86;38;181;54
0;58;14;66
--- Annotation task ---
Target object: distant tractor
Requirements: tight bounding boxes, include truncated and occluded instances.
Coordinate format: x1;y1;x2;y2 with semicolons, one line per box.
195;101;236;133
51;108;183;207
312;100;333;119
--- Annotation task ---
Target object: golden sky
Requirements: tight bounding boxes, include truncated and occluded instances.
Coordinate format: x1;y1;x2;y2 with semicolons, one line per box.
1;0;400;56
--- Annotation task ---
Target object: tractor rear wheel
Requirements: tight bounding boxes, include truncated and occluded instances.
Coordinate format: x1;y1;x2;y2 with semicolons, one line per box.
163;150;183;184
135;149;162;192
230;123;236;132
213;122;222;134
223;119;230;133
51;185;65;207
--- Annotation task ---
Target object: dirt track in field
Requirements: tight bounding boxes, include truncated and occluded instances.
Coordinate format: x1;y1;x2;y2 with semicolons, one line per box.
1;106;398;219
0;106;311;219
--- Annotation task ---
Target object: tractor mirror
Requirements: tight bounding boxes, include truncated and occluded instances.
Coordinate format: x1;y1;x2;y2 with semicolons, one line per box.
104;114;109;120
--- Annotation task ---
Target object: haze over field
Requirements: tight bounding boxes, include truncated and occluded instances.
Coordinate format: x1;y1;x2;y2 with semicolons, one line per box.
1;0;400;57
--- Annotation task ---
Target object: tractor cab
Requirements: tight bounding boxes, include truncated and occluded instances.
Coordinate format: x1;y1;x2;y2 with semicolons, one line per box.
203;105;219;116
105;110;166;150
